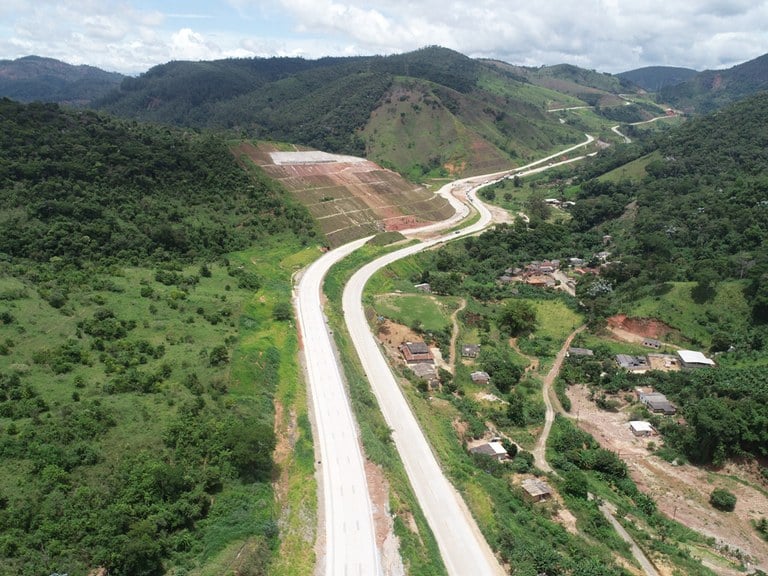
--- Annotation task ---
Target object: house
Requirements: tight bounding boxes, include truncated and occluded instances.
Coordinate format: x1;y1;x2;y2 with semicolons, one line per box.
616;354;649;372
526;275;555;287
569;257;585;267
642;338;661;349
677;349;716;369
522;478;552;502
567;347;594;357
413;282;431;293
470;441;508;461
399;341;434;364
461;344;481;358
471;371;490;385
636;390;677;415
629;421;654;437
410;363;439;389
544;198;561;206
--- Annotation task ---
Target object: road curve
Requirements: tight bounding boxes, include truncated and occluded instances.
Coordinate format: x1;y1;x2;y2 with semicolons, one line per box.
342;192;506;576
295;237;382;576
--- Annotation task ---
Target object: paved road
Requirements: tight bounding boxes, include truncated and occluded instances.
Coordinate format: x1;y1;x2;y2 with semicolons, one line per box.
342;188;507;576
295;237;382;576
295;133;597;575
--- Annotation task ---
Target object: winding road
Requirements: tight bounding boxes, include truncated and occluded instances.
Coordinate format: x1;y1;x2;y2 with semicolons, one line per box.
296;134;596;575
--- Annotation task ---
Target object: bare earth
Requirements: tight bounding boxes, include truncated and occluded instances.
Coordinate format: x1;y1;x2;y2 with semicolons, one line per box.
567;384;768;574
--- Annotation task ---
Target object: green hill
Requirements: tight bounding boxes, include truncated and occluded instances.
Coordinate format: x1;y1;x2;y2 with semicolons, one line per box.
0;99;321;575
659;52;768;113
94;47;585;177
0;55;124;105
617;66;698;92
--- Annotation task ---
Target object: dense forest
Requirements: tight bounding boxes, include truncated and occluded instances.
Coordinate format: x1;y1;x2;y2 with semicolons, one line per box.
0;100;316;575
0;98;317;265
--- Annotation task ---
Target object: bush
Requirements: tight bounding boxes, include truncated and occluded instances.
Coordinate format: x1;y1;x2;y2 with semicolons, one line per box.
709;488;737;512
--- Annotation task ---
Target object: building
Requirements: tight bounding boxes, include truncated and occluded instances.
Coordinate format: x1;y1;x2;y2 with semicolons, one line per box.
522;478;552;502
461;344;481;358
636;389;677;415
677;349;716;369
470;371;490;385
399;341;434;364
629;421;654;437
413;282;431;293
410;363;439;389
567;347;594;357
642;338;661;349
470;441;508;461
616;354;649;372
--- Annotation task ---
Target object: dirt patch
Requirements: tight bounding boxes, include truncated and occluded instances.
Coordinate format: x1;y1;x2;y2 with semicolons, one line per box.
566;384;768;574
607;315;677;341
365;459;406;576
231;141;451;246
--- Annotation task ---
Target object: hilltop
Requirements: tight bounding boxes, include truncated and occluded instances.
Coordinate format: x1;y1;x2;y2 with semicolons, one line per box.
0;55;124;105
93;47;615;177
617;66;698;91
659;52;768;113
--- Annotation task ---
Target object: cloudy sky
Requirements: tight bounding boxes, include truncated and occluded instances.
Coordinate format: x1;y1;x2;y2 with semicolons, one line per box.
1;0;767;75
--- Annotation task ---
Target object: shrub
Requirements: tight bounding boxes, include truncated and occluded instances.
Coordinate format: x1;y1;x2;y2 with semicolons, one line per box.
709;488;737;512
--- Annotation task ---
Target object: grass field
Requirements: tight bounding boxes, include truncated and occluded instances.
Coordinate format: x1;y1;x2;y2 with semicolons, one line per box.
373;293;461;333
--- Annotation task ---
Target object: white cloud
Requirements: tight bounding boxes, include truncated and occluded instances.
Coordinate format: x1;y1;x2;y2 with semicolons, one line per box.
1;0;767;73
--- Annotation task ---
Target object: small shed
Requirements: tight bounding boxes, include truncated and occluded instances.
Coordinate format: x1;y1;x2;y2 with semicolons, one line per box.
522;478;552;502
470;371;490;385
413;282;431;293
567;347;594;357
461;344;481;358
642;338;661;349
677;350;715;369
629;421;654;437
470;441;508;461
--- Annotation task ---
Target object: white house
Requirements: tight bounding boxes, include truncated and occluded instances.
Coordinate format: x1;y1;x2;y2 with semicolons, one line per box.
677;350;715;369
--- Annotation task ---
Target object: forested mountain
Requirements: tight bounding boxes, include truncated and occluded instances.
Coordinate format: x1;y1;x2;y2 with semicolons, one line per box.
94;47;587;176
0;56;124;105
617;66;698;91
0;98;317;265
659;52;768;113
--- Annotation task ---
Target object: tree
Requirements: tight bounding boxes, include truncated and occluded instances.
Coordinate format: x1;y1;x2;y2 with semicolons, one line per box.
709;488;737;511
208;345;229;366
496;300;537;337
272;301;293;321
562;469;589;499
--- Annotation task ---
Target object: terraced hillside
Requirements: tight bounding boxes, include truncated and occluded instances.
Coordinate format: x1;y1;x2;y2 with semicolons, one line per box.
234;142;453;246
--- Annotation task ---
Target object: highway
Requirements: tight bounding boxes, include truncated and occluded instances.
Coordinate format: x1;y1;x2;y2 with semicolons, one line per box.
342;186;506;576
295;236;382;576
296;133;596;575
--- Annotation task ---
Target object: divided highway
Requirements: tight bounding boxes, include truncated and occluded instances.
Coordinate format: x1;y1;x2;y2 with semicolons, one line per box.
296;133;596;575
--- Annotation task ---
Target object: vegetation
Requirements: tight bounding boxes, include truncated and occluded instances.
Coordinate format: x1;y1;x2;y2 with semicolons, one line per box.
709;488;737;512
0;101;319;575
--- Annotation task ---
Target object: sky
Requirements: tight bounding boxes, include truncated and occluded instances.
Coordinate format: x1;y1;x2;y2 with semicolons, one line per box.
1;0;767;75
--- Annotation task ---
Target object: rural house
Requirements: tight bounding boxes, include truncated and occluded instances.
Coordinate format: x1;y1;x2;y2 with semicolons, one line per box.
616;354;649;372
461;344;481;358
469;441;508;461
470;371;491;385
522;478;553;502
629;421;654;437
399;341;434;364
677;349;716;369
